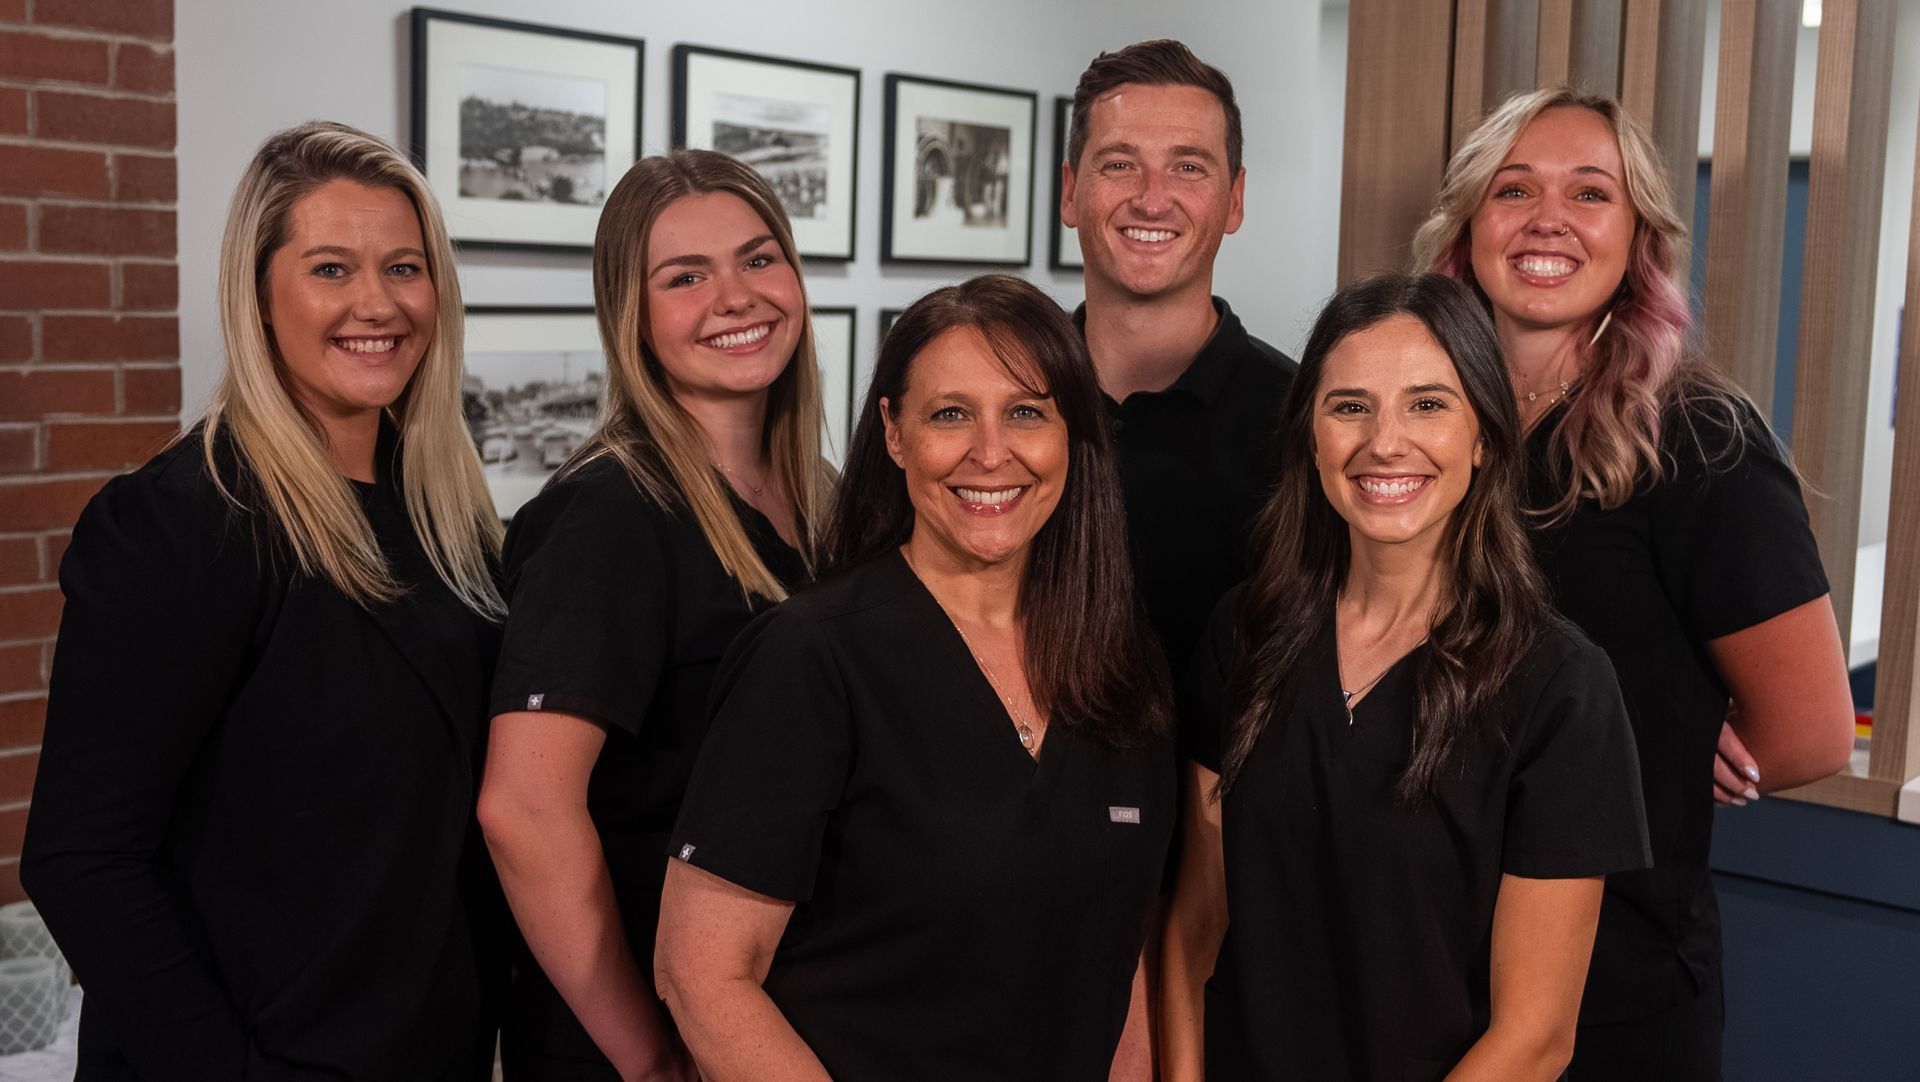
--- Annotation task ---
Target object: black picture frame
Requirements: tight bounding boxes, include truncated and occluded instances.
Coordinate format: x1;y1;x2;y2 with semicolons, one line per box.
672;45;861;262
881;73;1037;266
810;306;856;464
410;8;644;253
1049;95;1083;270
879;307;904;341
462;305;604;520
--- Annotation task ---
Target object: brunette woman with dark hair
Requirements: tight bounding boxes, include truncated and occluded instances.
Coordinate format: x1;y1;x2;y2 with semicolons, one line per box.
1159;273;1650;1082
655;274;1173;1082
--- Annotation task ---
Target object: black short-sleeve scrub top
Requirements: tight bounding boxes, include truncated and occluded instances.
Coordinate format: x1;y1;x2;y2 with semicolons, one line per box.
490;457;806;990
1185;589;1651;1082
1525;397;1830;1024
669;550;1176;1081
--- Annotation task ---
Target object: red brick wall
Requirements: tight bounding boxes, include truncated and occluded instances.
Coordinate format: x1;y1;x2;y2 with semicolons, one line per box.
0;0;177;902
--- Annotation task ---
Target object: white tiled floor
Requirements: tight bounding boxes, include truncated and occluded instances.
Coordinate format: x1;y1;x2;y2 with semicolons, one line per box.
0;989;79;1081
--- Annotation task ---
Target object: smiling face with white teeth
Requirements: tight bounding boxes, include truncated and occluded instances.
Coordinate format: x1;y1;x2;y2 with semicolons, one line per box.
644;191;803;407
262;178;434;437
1061;82;1244;306
1313;315;1482;557
1468;106;1634;335
882;325;1068;575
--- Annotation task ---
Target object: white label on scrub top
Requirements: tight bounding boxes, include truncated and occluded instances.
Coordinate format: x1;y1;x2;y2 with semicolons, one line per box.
1108;807;1141;824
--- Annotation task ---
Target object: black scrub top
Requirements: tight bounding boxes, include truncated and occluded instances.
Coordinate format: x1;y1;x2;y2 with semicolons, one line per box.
1524;396;1830;1024
490;455;806;986
1185;589;1651;1082
669;550;1176;1081
23;430;501;1082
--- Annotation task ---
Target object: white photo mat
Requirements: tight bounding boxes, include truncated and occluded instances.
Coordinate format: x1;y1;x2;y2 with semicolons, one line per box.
883;76;1035;264
463;308;605;520
676;48;859;261
810;307;854;465
414;12;641;250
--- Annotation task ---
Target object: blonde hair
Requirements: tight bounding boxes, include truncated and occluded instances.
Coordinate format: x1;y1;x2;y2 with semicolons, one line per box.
1412;87;1749;518
205;120;504;617
562;148;832;601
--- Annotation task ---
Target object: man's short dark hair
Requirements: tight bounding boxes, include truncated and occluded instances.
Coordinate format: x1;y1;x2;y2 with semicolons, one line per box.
1068;39;1242;177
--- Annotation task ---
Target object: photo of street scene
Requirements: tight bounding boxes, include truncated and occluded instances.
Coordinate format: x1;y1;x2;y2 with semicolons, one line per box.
711;92;831;221
463;343;605;519
912;118;1011;228
458;63;609;206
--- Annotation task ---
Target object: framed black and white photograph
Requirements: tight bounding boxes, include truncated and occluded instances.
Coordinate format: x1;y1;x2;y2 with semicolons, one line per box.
673;46;860;261
411;9;643;252
882;74;1035;265
463;307;604;519
1050;96;1083;270
811;307;855;464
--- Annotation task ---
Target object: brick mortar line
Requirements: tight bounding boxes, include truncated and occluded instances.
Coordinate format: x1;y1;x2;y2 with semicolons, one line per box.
0;689;50;704
0;254;176;264
0;800;30;813
0;747;38;759
22;196;179;210
0;80;174;105
0;20;174;48
0;137;174;159
0;469;117;484
0;361;181;369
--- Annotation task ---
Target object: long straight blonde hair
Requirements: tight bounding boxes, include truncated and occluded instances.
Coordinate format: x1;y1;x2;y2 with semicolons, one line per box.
205;120;504;617
1412;87;1749;519
561;149;832;601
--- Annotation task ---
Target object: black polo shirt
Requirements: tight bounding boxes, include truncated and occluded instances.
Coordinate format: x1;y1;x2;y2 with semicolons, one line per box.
1524;396;1829;1028
1076;298;1296;669
1184;589;1650;1081
669;550;1176;1080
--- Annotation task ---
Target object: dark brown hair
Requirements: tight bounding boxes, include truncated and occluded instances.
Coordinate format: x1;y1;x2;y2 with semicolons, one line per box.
824;274;1171;749
1068;39;1243;176
1221;273;1548;802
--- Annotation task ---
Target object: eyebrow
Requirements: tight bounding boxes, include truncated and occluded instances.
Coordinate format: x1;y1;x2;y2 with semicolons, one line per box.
298;245;427;260
1320;383;1463;401
1493;162;1619;183
649;234;776;277
1088;140;1221;164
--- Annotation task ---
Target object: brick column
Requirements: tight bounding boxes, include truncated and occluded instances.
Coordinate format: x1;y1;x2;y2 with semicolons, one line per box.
0;0;177;902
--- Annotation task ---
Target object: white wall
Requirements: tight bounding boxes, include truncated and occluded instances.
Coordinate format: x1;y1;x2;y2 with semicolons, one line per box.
174;0;1345;422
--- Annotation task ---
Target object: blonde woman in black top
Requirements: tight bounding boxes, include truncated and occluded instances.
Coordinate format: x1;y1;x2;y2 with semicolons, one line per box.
1412;88;1853;1076
476;149;833;1081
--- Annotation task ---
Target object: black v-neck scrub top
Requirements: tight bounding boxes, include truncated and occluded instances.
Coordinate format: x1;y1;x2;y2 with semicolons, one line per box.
489;457;805;1056
669;550;1176;1081
1524;397;1830;1028
1184;590;1651;1082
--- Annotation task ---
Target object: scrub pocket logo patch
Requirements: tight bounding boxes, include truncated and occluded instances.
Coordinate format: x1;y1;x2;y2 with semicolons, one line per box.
527;693;545;710
677;844;696;861
1108;806;1141;824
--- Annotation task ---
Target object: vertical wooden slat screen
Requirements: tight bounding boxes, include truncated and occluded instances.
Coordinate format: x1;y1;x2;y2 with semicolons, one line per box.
1619;0;1709;231
1701;0;1799;405
1788;0;1896;664
1337;0;1455;284
1567;0;1626;97
1866;102;1920;791
1342;0;1920;814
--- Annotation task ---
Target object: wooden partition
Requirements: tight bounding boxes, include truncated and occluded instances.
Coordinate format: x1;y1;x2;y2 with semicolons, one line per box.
1341;0;1919;816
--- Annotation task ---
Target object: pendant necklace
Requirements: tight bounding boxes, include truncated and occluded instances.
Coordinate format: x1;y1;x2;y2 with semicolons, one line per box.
1339;664;1395;727
953;623;1039;756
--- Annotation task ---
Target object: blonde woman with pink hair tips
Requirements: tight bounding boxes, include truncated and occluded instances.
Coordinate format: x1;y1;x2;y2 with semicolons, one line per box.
1413;87;1854;1077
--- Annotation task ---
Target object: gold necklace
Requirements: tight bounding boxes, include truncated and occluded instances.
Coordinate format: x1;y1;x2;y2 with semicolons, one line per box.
953;623;1039;756
713;460;765;496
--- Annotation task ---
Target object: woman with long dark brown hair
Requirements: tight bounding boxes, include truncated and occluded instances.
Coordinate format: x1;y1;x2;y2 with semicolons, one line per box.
475;148;833;1081
1413;88;1854;1075
655;274;1173;1081
1159;273;1649;1082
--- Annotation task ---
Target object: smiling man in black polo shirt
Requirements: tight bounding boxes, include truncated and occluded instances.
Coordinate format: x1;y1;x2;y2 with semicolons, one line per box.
1062;39;1297;668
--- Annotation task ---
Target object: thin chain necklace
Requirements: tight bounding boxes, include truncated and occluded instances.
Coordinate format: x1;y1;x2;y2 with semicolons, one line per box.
953;623;1039;756
903;549;1039;757
713;460;766;497
1338;637;1428;727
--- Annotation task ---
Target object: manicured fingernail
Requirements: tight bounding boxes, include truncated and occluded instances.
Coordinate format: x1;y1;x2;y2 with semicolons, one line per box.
1744;765;1761;782
1744;786;1761;801
1732;797;1749;807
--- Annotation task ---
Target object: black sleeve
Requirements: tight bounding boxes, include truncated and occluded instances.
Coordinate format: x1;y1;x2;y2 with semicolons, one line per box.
667;608;850;902
1502;633;1653;879
1178;585;1245;774
490;472;670;734
1650;399;1830;642
20;465;257;1080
